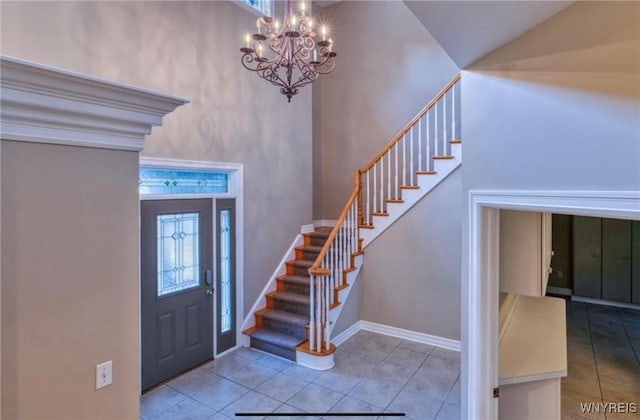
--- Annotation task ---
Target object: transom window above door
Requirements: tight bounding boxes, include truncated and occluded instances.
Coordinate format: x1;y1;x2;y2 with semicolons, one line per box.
139;167;228;195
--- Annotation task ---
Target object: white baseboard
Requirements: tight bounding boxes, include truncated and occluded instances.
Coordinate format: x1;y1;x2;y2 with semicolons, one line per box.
546;286;572;297
313;219;336;228
572;295;640;311
331;321;361;346
330;320;461;352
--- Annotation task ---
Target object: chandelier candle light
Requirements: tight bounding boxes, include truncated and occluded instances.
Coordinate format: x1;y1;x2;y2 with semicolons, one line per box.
240;0;337;102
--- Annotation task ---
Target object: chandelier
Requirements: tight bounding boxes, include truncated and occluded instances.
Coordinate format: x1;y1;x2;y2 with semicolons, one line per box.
240;0;337;102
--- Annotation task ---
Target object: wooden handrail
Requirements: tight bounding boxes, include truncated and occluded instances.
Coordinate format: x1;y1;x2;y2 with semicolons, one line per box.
361;73;461;172
309;169;360;275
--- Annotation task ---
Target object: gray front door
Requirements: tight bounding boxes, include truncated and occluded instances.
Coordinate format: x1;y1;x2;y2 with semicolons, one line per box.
141;199;213;391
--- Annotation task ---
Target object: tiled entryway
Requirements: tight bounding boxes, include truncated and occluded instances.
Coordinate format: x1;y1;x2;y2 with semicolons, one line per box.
140;332;461;420
562;300;640;419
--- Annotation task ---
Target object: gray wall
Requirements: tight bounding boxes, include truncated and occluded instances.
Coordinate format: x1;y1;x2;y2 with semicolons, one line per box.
313;0;459;219
462;1;640;193
332;272;362;337
1;141;140;419
361;169;462;340
1;0;313;319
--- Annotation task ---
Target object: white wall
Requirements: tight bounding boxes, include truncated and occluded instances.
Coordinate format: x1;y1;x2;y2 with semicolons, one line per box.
0;0;313;325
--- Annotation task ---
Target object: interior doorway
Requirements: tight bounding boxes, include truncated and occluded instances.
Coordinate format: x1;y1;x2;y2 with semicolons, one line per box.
464;191;640;419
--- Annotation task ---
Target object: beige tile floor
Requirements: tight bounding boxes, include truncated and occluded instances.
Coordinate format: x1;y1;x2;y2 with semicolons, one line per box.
562;300;640;420
140;331;461;420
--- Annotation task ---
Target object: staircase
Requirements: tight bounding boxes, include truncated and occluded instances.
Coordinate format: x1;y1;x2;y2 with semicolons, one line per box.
242;74;461;367
243;229;333;361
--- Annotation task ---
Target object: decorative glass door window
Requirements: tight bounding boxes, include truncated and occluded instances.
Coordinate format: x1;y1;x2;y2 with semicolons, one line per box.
157;213;200;296
220;209;232;333
140;168;228;195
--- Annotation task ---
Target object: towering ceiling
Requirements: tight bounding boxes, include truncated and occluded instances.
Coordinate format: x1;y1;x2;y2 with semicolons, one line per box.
404;0;574;68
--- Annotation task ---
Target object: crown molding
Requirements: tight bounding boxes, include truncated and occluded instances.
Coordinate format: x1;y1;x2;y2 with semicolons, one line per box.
0;55;188;151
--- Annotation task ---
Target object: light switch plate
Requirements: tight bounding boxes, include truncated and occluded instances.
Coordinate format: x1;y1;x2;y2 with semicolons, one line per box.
96;360;112;389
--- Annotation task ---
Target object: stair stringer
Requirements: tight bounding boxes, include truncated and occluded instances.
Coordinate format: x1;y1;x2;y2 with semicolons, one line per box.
360;142;461;248
239;233;303;347
328;254;364;333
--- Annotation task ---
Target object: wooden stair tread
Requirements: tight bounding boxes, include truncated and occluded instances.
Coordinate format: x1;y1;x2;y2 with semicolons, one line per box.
261;309;308;326
416;170;437;175
400;185;420;190
305;231;330;239
371;211;389;216
385;199;404;203
249;328;306;348
288;259;313;268
295;245;323;253
359;224;375;229
449;139;462;144
278;274;310;284
271;291;310;305
433;155;454;160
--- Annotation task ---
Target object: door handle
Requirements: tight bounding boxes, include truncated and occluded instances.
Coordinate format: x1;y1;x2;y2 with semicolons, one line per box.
205;288;214;296
205;269;213;286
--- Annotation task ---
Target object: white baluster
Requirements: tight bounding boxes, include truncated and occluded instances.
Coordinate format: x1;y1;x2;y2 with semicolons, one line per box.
451;82;456;142
402;134;406;187
333;234;337;293
353;203;357;253
337;232;342;289
443;92;447;156
418;117;422;172
387;148;391;203
435;100;439;157
324;273;329;351
379;158;384;212
310;274;315;351
426;111;431;171
410;126;414;185
366;170;370;225
394;143;398;200
373;163;377;213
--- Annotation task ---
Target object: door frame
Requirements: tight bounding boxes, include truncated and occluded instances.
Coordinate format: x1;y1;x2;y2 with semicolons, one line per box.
138;157;244;391
464;190;640;419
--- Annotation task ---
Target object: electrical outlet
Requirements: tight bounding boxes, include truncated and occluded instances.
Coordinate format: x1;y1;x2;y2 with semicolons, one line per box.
557;270;564;278
96;361;112;390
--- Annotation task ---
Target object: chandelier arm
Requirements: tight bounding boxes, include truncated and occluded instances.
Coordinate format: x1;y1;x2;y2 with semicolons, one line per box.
290;64;319;91
241;53;260;71
256;63;289;90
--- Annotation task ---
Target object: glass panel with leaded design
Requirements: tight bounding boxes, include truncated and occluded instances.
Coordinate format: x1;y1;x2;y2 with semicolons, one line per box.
157;212;200;296
220;209;232;333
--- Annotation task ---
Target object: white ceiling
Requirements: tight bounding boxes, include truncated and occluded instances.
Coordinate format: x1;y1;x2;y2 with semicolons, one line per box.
404;1;574;68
